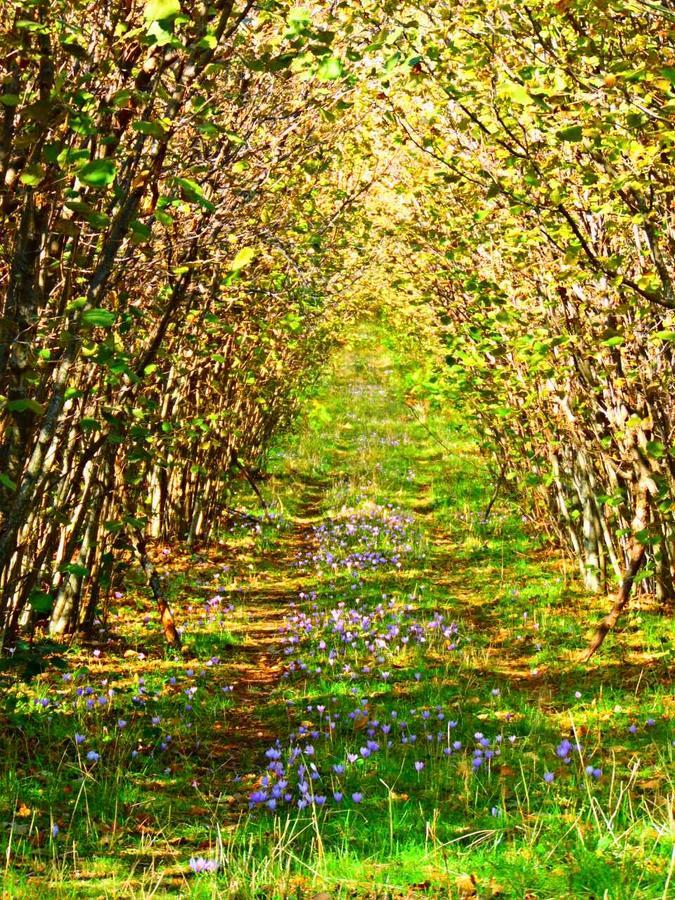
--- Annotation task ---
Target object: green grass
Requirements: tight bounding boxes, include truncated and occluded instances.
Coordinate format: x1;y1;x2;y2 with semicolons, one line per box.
0;326;672;898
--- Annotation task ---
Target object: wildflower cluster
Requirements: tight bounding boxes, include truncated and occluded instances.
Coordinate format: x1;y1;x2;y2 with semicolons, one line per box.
296;502;419;574
281;594;460;682
23;652;235;774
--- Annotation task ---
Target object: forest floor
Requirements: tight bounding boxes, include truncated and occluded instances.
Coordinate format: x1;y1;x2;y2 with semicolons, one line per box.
1;328;673;899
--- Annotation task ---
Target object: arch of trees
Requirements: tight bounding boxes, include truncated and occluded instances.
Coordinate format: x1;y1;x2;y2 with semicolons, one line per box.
1;0;673;655
367;0;675;655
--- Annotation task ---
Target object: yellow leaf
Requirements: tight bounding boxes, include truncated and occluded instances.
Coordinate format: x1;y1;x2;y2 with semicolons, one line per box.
230;247;256;272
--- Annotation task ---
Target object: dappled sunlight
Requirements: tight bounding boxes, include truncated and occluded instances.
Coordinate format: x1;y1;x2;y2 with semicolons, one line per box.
1;328;672;896
2;0;674;893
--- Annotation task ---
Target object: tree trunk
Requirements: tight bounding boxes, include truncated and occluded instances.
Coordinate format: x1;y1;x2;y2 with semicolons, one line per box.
129;529;181;648
585;485;650;660
584;542;646;661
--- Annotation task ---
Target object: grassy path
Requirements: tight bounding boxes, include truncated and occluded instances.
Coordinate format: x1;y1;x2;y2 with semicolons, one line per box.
1;329;673;898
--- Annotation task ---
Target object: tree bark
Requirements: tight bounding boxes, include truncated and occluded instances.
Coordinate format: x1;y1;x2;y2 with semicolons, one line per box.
585;485;650;660
129;529;181;648
584;542;646;661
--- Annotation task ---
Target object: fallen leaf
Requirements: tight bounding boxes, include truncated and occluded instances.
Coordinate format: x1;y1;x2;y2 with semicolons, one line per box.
456;873;478;897
636;778;663;792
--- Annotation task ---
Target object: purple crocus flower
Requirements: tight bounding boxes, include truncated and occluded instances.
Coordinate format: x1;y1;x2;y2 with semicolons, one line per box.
189;856;218;874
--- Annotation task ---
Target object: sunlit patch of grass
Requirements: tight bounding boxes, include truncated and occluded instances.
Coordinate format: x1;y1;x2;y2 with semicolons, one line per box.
183;630;240;658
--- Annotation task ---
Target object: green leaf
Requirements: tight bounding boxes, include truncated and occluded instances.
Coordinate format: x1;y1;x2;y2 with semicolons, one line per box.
652;329;675;341
16;20;49;33
28;591;53;614
57;147;89;169
130;219;152;243
6;398;44;415
78;158;116;188
660;67;675;85
637;272;661;293
498;79;533;106
132;120;167;138
316;57;345;81
19;164;46;186
61;563;89;577
124;515;148;528
146;20;178;46
230;247;256;272
268;53;296;72
646;440;665;459
104;519;125;533
385;52;402;72
154;209;173;227
173;176;215;212
65;200;110;229
81;309;116;328
0;473;17;491
144;0;180;20
287;7;310;33
197;33;217;50
557;125;583;142
61;36;87;59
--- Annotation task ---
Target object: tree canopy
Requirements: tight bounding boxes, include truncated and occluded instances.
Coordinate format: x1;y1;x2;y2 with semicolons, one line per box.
1;0;673;649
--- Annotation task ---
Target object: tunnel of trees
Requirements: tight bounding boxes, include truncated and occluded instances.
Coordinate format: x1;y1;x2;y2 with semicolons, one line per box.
1;0;673;652
1;3;674;896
